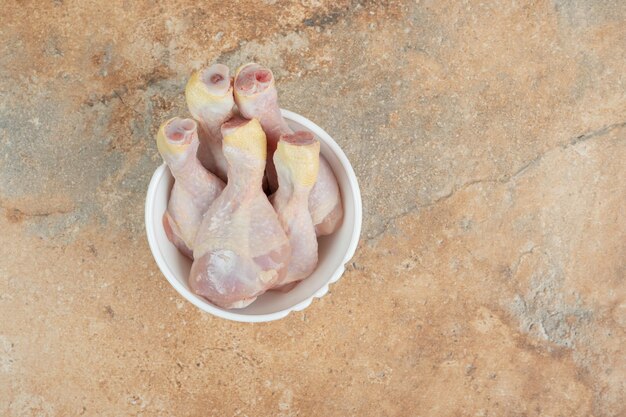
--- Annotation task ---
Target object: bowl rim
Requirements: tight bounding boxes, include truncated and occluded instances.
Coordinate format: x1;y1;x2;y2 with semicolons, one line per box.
144;109;362;322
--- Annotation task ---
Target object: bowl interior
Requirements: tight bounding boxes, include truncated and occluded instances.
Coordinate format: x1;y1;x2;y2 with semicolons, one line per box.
148;111;360;318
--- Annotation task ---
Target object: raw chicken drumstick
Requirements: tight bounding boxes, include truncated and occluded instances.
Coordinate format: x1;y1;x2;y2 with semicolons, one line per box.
185;63;234;182
157;117;225;259
233;63;343;236
189;117;291;309
271;131;320;290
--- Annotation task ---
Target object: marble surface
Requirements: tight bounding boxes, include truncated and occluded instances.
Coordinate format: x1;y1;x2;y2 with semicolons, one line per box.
1;1;625;416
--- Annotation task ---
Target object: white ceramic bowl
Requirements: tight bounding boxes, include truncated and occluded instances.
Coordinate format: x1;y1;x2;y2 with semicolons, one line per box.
145;109;362;322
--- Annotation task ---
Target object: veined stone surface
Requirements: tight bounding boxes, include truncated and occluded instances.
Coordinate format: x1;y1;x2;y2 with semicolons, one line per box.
1;1;624;416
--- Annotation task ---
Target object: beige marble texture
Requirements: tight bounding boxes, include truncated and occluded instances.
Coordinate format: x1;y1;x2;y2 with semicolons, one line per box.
1;0;625;416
